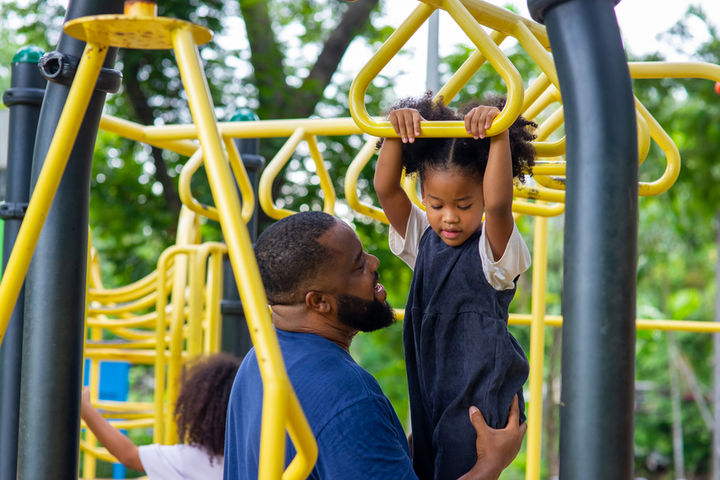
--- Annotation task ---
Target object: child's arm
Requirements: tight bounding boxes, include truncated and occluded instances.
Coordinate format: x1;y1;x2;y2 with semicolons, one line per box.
374;108;423;238
465;106;514;261
80;387;145;472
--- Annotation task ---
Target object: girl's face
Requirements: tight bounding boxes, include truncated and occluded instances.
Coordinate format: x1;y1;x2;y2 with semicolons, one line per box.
421;166;484;247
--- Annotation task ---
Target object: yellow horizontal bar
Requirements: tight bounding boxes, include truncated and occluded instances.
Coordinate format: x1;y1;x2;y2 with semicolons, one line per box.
509;314;720;332
630;61;720;82
99;114;199;157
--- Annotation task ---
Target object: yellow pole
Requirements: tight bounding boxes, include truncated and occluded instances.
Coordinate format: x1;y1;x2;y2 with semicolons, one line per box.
172;26;312;480
526;215;548;480
0;42;108;346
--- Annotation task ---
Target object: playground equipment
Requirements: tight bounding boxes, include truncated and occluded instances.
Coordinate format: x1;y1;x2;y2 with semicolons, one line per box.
1;0;720;479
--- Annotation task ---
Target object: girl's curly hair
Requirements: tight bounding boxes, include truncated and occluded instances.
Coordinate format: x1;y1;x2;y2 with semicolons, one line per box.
174;353;242;459
379;91;536;182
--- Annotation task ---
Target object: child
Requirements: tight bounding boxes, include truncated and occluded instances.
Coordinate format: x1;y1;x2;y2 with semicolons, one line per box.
81;353;241;480
373;92;536;480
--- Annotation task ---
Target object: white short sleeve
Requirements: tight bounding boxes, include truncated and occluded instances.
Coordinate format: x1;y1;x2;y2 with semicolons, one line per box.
388;203;430;270
479;222;532;291
138;444;223;480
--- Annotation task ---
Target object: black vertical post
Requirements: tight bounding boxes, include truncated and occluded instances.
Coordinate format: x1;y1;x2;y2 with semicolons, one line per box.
0;46;46;480
221;109;265;357
16;1;123;479
527;0;637;478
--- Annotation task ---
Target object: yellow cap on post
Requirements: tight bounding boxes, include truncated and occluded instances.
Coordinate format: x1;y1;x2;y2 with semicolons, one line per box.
124;1;157;17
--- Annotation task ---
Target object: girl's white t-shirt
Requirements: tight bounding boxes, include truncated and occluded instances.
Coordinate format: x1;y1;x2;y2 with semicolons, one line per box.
389;203;531;290
138;443;223;480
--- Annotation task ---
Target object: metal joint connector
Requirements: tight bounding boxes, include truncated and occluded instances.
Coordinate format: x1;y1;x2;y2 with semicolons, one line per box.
38;52;123;94
0;202;29;220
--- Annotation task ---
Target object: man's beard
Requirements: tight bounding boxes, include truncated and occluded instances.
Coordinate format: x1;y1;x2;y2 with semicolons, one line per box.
336;294;395;332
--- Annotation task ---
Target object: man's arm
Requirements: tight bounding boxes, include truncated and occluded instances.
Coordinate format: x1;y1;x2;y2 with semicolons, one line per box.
457;396;527;480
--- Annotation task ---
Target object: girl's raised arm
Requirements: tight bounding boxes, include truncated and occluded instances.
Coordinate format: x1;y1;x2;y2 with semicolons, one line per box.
374;108;422;239
465;106;514;260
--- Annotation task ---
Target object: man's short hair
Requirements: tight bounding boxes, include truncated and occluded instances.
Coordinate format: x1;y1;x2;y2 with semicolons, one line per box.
254;211;338;305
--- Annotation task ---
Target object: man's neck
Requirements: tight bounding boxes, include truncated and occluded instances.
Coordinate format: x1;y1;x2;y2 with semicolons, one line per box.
271;305;356;351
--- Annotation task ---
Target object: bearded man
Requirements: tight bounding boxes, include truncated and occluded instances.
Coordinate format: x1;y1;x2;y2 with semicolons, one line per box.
224;212;525;480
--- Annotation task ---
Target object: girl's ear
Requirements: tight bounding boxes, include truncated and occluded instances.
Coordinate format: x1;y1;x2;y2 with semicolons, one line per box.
305;291;333;314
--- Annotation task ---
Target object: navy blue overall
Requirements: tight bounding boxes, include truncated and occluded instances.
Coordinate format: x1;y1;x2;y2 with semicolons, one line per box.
404;228;528;480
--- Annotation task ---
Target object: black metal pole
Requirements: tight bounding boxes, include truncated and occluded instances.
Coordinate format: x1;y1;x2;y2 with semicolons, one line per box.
16;1;123;479
221;109;265;357
0;46;46;480
527;0;638;478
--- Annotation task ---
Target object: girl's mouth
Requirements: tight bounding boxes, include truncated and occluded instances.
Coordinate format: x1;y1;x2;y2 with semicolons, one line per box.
442;230;460;239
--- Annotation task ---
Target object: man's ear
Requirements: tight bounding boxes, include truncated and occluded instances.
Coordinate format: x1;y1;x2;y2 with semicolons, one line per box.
305;291;334;314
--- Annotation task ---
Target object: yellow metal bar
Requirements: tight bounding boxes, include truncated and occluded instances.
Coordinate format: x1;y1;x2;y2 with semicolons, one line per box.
142;116;365;141
512;21;559;87
344;139;388;223
258;128;306;220
349;4;434;136
173;26;316;480
629;61;720;82
511;200;564;217
154;246;173;442
178;148;221;221
435;31;507;103
440;0;550;49
225;137;256;223
187;248;204;357
205;249;224;353
305;134;336;215
99;114;199;157
514;181;565;203
521;73;551;115
525;216;548;480
508;314;720;333
0;41;108;346
635;100;681;196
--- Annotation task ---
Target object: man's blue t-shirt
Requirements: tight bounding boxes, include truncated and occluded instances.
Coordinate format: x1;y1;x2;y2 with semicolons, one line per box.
224;329;417;480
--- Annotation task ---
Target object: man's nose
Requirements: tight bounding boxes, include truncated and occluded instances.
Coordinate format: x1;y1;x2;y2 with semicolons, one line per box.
367;254;380;272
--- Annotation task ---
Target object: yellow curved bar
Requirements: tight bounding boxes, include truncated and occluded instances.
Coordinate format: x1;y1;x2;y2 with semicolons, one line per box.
305;134;337;215
514;181;565;203
344;139;389;224
531;160;565;176
637;113;651;166
435;30;507;103
179;148;221;221
635;100;681;196
350;0;524;138
225;137;256;223
173;26;316;479
532;175;566;191
512;200;564;217
349;4;433;136
258;128;306;220
0;41;108;347
444;0;549;49
402;173;424;210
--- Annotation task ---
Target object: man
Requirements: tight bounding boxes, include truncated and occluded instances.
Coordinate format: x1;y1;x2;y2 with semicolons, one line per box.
224;212;526;480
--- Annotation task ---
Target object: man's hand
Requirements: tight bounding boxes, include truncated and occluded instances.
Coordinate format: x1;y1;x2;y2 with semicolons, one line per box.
457;395;527;480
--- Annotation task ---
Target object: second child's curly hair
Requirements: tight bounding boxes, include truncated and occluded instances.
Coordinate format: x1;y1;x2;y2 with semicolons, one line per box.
174;353;242;459
380;91;537;182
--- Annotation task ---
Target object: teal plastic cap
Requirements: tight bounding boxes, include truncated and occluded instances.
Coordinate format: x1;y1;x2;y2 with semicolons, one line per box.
13;46;45;64
230;107;259;122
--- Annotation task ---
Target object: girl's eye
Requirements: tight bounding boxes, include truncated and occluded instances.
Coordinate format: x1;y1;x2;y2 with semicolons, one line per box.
458;204;471;210
430;205;442;210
